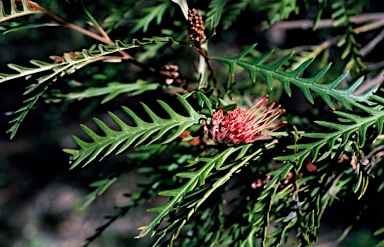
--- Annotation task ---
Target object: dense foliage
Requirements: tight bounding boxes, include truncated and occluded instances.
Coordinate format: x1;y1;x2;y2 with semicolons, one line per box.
2;0;384;246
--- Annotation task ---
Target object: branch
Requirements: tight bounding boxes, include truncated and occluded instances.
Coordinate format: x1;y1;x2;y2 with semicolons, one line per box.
196;43;217;90
360;28;384;56
354;18;384;34
353;68;384;95
27;1;132;59
26;1;182;83
367;60;384;71
270;13;384;30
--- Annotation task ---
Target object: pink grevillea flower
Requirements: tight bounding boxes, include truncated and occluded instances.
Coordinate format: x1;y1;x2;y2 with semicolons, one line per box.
202;95;286;145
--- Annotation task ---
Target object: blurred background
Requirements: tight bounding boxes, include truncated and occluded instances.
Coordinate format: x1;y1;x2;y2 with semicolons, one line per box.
1;0;384;246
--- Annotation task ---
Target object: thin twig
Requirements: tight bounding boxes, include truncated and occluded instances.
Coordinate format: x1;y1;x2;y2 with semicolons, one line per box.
196;43;218;91
26;1;187;90
367;60;384;71
271;19;333;30
351;13;384;23
270;13;384;30
86;21;114;44
28;1;132;59
360;28;384;56
353;68;384;95
354;18;384;34
362;145;384;163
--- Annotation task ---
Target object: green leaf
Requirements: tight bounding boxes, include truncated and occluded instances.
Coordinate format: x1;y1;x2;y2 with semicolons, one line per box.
6;83;50;139
131;1;172;33
80;177;118;209
222;0;249;30
0;0;43;23
67;94;204;169
262;0;299;26
137;147;234;238
137;145;259;239
212;46;377;110
3;39;179;138
336;225;353;243
54;80;159;103
275;96;384;167
0;39;178;91
264;164;293;191
78;0;104;35
206;0;228;29
2;23;58;34
1;41;133;86
374;226;384;236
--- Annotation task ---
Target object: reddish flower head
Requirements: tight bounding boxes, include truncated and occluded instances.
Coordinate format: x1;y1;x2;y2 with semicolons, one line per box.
202;95;286;145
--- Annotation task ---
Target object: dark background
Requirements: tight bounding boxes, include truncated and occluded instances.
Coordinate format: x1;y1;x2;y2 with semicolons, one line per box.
1;0;384;246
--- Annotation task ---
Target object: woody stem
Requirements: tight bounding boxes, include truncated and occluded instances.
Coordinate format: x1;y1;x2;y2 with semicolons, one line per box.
196;43;218;92
29;1;132;59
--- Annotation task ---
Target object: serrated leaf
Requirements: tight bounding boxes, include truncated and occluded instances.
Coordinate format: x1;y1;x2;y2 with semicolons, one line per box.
0;39;177;91
206;0;228;28
55;80;159;103
67;94;204;169
140;145;259;243
131;1;171;33
137;147;238;238
212;46;375;109
276;96;384;167
0;0;43;23
80;177;118;209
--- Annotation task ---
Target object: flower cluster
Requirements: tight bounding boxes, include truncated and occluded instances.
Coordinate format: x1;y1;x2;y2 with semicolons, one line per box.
159;65;180;85
187;8;206;42
202;95;286;145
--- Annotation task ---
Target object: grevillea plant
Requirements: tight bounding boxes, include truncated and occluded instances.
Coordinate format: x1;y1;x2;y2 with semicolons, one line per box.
2;0;384;246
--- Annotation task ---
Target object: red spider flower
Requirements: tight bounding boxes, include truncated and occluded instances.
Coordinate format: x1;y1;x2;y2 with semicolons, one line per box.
202;95;286;145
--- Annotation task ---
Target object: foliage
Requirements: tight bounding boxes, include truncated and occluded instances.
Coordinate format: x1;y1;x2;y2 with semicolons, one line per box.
2;0;384;246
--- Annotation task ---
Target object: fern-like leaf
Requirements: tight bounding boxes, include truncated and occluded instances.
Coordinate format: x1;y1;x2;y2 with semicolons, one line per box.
6;83;50;139
158;145;265;245
332;0;366;72
206;0;228;29
206;0;249;30
84;176;162;247
53;80;160;103
262;0;299;26
0;38;179;88
136;145;256;239
222;0;249;30
130;1;172;33
80;177;118;209
212;44;377;110
0;40;144;87
3;38;179;139
275;95;384;167
65;94;204;169
0;0;42;23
